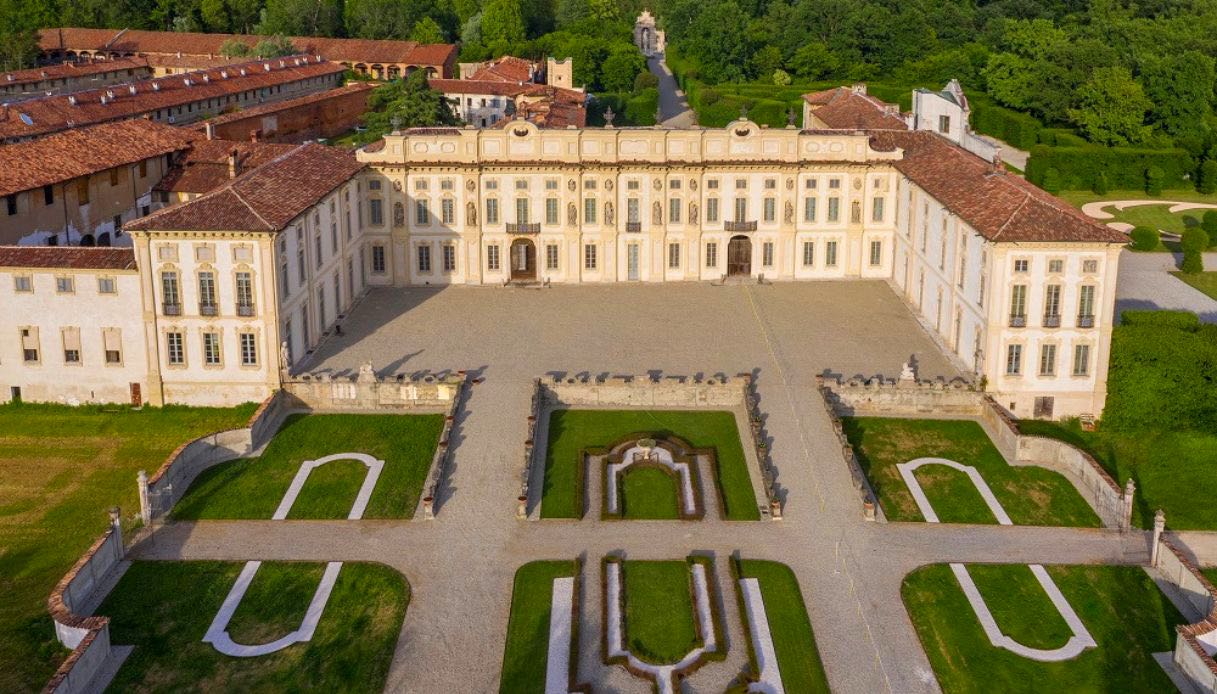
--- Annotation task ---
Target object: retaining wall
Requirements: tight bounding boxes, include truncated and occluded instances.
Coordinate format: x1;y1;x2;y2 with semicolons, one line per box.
1154;537;1217;693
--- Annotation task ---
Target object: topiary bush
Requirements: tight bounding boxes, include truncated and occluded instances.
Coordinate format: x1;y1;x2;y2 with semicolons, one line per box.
1130;226;1159;251
1041;167;1062;193
1203;210;1217;248
1180;227;1207;273
1145;165;1165;195
1198;159;1217;194
1093;171;1109;195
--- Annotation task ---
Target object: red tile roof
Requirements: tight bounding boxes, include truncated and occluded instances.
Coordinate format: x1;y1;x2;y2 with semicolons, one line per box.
431;78;535;98
127;144;364;232
803;87;908;130
39;28;456;69
0;55;343;141
154;139;297;194
3;57;149;88
469;56;535;82
190;81;374;127
869;130;1127;244
0;119;192;197
0;246;136;270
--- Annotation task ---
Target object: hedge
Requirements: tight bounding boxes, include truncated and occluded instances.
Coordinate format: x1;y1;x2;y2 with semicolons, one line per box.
1038;128;1088;147
970;101;1041;149
1025;145;1194;191
624;88;659;126
1120;310;1201;330
1105;311;1217;432
588;91;658;127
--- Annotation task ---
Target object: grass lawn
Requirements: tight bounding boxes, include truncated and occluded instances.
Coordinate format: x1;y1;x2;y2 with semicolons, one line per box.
1204;569;1217;585
737;560;830;693
542;409;758;520
0;402;257;692
622;560;699;664
1172;271;1217;301
499;560;578;694
1059;188;1217;251
1019;419;1217;530
903;563;1184;692
618;466;680;519
843;418;1099;527
99;560;406;692
172;413;443;520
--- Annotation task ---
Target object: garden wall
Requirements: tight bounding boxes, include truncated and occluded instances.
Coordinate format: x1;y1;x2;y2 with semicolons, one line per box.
817;374;1131;528
1152;537;1217;693
283;363;463;410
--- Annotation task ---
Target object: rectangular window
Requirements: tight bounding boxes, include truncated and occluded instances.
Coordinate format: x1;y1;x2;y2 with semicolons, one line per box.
802;241;814;267
161;271;179;310
1039;344;1057;376
734;198;747;223
517;179;530;190
97;277;116;294
372;245;386;274
102;328;121;365
414;200;429;225
1078;285;1096;321
706;198;719;223
763;197;775;223
869;240;882;266
198;272;216;313
418;245;432;273
872;198;885;222
669;198;681;224
1072;344;1090;376
584;243;597;270
1006;344;1022;375
515;198;529;224
584;197;596;224
546;244;559;270
1010;285;1027;318
109;168;119;186
77;179;89;205
804;197;816;222
706;242;718;268
545;198;558;225
1048;259;1064;274
5;193;15;215
371;198;385;226
1014;259;1029;273
825;241;838;267
938;115;950;133
627;198;640;224
14;275;32;292
240;333;257;366
668;242;680;269
62;327;81;364
203;332;221;365
314;232;323;268
21;326;39;363
486;198;499;224
827;197;840;222
297;234;306;284
56;276;74;293
442;245;456;272
1083;259;1098;274
236;272;254;314
44;185;54;205
762;241;774;267
166;332;184;365
139;160;147;178
331;222;338;253
1044;284;1062;319
487;244;501;271
442;198;455;225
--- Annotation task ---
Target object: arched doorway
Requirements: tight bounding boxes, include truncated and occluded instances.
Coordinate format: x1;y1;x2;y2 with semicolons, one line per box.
79;234;96;247
510;238;536;281
727;235;751;276
97;232;111;247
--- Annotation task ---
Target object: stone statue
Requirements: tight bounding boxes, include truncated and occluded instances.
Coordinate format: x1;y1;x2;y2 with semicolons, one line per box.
358;361;376;383
567;202;577;225
466;179;476;191
784;201;794;224
567;179;576;191
652;201;662;225
392;179;402;192
605;179;614;191
653;179;662;191
900;360;917;382
605;201;614;224
279;341;290;369
689;202;698;224
393;202;405;228
466;201;477;226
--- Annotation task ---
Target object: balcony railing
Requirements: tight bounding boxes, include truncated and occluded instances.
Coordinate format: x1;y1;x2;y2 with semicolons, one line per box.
237;304;255;317
162;302;181;316
199;303;218;317
1043;314;1061;328
1008;314;1027;328
724;220;757;232
506;222;540;234
625;221;642;233
1077;315;1095;328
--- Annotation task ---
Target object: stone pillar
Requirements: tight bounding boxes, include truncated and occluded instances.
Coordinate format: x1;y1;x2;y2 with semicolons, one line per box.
863;501;876;521
770;498;782;521
137;470;151;526
1150;509;1165;566
422;496;435;520
517;495;528;519
109;506;124;556
1121;479;1136;531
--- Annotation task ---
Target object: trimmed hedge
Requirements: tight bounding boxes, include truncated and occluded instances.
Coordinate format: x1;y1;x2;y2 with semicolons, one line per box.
970;101;1041;149
1130;226;1159;251
1025;145;1194;191
1105;311;1217;432
1120;310;1201;330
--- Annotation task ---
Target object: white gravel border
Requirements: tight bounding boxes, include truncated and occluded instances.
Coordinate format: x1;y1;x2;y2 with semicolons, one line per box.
739;577;784;693
545;576;576;694
273;452;385;520
606;445;696;515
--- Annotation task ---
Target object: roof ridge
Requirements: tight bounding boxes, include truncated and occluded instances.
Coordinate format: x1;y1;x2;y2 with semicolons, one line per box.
991;190;1032;242
227;186;275;230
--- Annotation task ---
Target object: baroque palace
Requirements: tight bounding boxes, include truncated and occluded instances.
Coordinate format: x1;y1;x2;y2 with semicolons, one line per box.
0;86;1126;419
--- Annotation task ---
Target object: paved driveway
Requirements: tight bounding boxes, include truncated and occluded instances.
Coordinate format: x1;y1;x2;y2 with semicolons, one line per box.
1116;250;1217;323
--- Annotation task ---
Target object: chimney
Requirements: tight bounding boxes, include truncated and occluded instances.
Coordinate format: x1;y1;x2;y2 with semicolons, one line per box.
884;104;898;116
228;148;239;178
204;121;215;140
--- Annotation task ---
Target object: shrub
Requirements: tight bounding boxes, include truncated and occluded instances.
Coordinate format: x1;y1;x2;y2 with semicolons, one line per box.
1198;159;1217;194
1104;314;1217;432
699;88;721;106
1024;146;1193;191
1130;226;1159;251
1092;171;1109;195
1041;167;1062;193
633;71;658;94
1203;210;1217;248
1145;166;1165;195
624;88;659;126
1120;310;1201;330
1180;227;1207;273
971;102;1041;149
772;69;791;86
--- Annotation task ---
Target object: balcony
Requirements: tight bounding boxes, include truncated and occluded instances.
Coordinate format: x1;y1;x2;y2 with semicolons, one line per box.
1043;314;1061;328
162;302;181;316
237;304;255;317
625;221;642;233
199;303;218;317
506;222;540;234
1008;314;1027;328
1077;315;1095;328
724;220;757;232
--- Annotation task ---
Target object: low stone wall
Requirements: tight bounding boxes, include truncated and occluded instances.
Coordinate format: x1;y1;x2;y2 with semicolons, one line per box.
818;375;1131;528
418;377;465;519
283;363;463;410
44;514;125;694
518;379;544;517
1154;537;1217;693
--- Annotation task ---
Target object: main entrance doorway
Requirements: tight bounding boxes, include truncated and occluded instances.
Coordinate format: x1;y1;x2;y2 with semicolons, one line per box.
727;235;752;277
510;238;536;281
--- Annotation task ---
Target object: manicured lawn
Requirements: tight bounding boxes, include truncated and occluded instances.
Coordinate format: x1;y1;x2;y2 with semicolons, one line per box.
1204;569;1217;585
0;402;257;692
618;466;681;519
542;409;758;520
903;563;1184;692
1019;419;1217;530
172;413;443;520
499;560;578;694
622;560;699;664
737;560;830;693
99;560;407;692
1172;271;1217;301
843;418;1099;527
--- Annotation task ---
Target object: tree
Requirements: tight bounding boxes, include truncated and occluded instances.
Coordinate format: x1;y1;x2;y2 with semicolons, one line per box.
1199;160;1217;195
555;0;589;29
1140;51;1215;150
1130;226;1158;251
257;0;343;37
789;42;839;80
200;0;230;32
220;38;253;57
633;71;658;94
772;68;791;86
254;35;297;57
1180;227;1207;273
1203;210;1217;248
344;0;416;39
1068;67;1151;146
601;48;644;93
481;0;526;46
411;17;446;43
361;70;459;143
0;28;39;70
748;45;783;79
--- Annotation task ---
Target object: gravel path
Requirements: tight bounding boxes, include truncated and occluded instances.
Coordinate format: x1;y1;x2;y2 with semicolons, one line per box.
1116;250;1217;323
648;55;696;128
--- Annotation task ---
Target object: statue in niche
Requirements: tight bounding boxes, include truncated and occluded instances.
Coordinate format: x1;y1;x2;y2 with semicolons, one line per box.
393;179;402;192
567;202;577;225
605;202;614;224
784;201;794;224
653;179;662;191
466;179;475;192
605;179;614;191
393;202;405;227
689;202;699;224
466;201;477;226
786;178;794;190
652;201;662;225
567;179;576;191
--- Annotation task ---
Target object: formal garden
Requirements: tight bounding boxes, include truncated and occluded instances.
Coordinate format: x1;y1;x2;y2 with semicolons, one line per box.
733;559;831;693
843;417;1099;527
903;563;1185;692
98;560;407;692
0;402;257;692
171;413;443;520
499;560;580;694
541;409;759;521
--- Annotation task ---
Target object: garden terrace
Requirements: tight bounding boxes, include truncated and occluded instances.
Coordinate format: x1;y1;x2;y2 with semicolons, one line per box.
499;560;581;694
